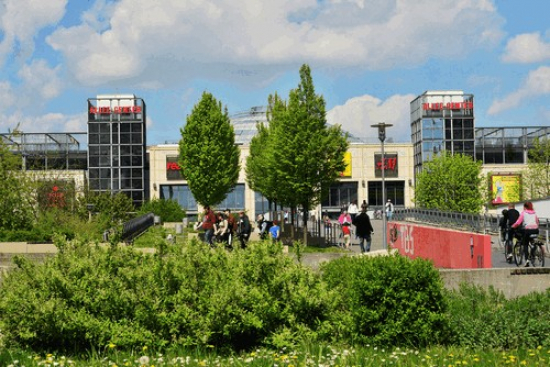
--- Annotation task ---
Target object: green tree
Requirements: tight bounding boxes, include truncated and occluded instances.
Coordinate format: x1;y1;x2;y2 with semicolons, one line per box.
414;152;484;213
0;140;34;230
523;137;550;199
178;92;240;207
246;94;287;214
138;198;186;222
268;65;349;239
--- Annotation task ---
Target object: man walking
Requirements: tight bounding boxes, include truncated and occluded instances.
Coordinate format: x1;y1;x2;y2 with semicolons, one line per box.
237;210;251;249
353;207;374;253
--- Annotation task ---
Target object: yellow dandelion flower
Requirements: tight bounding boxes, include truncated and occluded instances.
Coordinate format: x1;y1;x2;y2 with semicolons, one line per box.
109;343;116;349
142;346;148;352
520;361;527;365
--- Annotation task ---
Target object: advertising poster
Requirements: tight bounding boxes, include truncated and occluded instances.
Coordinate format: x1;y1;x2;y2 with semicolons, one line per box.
340;152;352;177
491;174;521;205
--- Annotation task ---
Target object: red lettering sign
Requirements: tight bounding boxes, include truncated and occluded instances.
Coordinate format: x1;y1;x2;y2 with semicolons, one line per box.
376;157;397;171
89;106;142;114
166;162;181;171
422;102;473;111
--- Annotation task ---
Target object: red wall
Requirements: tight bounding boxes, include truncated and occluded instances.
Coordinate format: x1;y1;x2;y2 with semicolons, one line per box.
388;221;492;269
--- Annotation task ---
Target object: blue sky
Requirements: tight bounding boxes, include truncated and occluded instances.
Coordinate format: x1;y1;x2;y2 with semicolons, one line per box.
1;0;549;145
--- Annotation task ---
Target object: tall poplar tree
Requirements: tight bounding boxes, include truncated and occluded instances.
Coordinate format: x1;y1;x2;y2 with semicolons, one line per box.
246;94;287;213
414;151;484;213
269;64;349;240
178;92;240;207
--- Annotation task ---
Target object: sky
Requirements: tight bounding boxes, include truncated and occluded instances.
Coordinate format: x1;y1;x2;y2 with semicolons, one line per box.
1;0;549;145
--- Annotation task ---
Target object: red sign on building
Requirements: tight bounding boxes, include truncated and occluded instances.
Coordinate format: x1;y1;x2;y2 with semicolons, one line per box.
374;154;398;178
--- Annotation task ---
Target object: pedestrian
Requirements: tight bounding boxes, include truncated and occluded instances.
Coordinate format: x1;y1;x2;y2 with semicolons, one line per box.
361;200;368;212
237;210;251;249
348;200;358;222
353;207;374;253
214;212;229;244
269;220;280;243
195;206;216;246
385;199;394;221
224;208;236;248
341;223;351;250
338;209;352;248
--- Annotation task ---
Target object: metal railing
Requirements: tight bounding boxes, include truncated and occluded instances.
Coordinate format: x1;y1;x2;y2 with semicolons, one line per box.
121;212;155;243
296;208;550;248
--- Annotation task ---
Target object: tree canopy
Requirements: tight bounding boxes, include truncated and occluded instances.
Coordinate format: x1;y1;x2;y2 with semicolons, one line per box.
0;140;34;230
523;137;550;200
414;152;484;214
178;92;240;207
246;64;349;228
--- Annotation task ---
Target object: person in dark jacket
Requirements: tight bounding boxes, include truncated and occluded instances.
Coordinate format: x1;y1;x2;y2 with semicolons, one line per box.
505;204;520;261
353;208;374;253
237;211;251;249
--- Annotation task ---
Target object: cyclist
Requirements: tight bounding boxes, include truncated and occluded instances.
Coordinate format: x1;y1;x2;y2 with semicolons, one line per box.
511;201;539;267
504;204;520;261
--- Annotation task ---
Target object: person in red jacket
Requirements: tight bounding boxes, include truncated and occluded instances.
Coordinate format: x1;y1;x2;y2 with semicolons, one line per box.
196;206;216;246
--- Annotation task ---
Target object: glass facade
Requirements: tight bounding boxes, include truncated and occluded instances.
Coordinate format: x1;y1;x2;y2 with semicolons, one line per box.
322;181;358;212
475;126;550;164
368;181;405;207
411;91;474;177
160;184;245;214
87;96;146;207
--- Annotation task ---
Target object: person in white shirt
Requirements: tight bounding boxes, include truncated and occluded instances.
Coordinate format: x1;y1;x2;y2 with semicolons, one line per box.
385;199;394;220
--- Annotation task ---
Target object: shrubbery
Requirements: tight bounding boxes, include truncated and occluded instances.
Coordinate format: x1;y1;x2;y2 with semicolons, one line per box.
321;254;450;347
138;198;186;223
0;237;329;352
0;236;548;356
445;284;550;348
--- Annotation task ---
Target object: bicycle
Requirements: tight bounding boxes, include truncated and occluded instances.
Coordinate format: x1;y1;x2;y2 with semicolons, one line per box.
513;232;545;267
499;228;514;264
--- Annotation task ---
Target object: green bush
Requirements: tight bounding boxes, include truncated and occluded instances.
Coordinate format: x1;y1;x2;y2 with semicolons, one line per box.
320;254;450;347
445;284;550;348
0;236;330;352
138;198;186;223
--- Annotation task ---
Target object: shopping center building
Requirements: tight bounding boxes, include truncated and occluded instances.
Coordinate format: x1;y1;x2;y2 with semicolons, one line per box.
2;91;548;217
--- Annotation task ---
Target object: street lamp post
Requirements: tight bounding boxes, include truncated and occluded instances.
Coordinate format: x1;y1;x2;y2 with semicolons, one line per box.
371;123;393;250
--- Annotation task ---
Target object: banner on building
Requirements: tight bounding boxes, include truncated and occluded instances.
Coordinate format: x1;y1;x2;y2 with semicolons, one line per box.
491;174;521;205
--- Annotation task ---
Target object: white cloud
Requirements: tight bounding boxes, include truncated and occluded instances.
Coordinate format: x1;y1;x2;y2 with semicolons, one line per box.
326;94;415;143
18;60;63;101
45;0;504;88
488;66;550;115
502;33;550;63
0;0;67;66
0;81;16;112
0;111;87;133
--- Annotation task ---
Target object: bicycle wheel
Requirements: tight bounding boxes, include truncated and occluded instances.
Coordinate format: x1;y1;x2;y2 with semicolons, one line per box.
503;233;513;263
513;242;523;266
531;243;545;267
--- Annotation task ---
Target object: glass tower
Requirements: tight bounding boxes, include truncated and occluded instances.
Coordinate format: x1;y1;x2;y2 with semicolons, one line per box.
87;95;147;207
